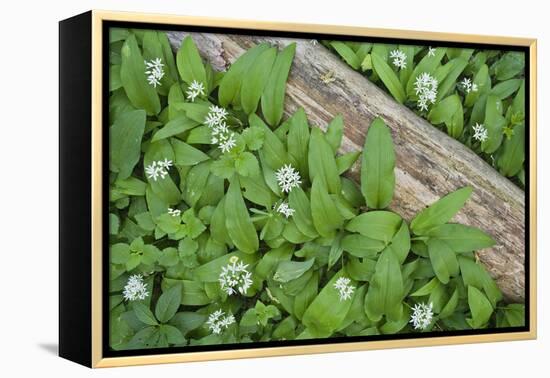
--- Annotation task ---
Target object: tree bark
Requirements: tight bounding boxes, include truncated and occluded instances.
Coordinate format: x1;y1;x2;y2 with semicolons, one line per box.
166;32;526;303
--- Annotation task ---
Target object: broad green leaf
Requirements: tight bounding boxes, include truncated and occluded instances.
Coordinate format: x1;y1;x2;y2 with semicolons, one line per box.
309;127;341;194
218;43;270;107
410;276;440;297
273;258;315;283
133;302;158;326
302;270;356;337
331;41;360;70
345;211;402;243
163;278;211;306
372;53;406;103
255;243;294;280
411;187;472;235
491;52;525;80
325;115;344;153
428;94;464;138
241;47;277;115
427;224;495;252
437;57;469;100
336;151;361;175
341;234;385;258
387;221;410;264
328;233;344;268
152;116;199;142
176;36;207;88
294;272;319;320
240;174;275;208
361;118;395;209
490;79;522;100
439;288;459;318
481;95;505;153
235;151;260;177
467;286;493;328
427;238;459;284
120;35;160;115
110;110;146;179
364;248;403;322
498;123;525;177
286;108;310;177
288;187;318;238
172;138;210;166
250;114;289;170
261;43;296;127
310;177;344;238
225;177;259;254
155;284;182;323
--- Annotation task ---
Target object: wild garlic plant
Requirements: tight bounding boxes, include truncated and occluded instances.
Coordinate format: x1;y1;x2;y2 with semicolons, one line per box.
327;41;526;185
108;29;524;351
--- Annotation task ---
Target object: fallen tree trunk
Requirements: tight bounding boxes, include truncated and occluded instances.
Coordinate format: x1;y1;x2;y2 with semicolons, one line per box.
166;32;526;302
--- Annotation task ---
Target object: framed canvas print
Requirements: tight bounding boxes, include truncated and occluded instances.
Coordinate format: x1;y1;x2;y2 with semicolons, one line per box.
59;10;537;368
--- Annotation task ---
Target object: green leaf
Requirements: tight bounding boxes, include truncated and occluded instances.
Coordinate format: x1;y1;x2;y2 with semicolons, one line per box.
325;115;344;153
302;270;356;337
241;47;277;115
490;79;522;100
250;114;288;170
427;224;495;252
171;138;210;166
439;288;459;318
411;187;472;235
341;234;385;258
427;238;459;284
467;286;493;328
336;151;361;175
498;123;525;177
345;211;402;243
294;272;319;320
152;116;199;142
155;284;182;323
287;108;310;177
437;58;468;100
364;248;403;322
481;95;505;153
309;127;341;194
273;258;315;283
361;117;396;209
310;177;344;238
240;174;275;208
241;127;265;151
331;41;360;70
491;52;524;80
235;151;260;177
225;177;259;253
428;94;464;138
134;302;158;326
120;35;160;115
176;36;207;88
261;43;296;127
193;251;258;282
372;53;406;103
288;187;318;238
218;43;270;107
110;109;146;179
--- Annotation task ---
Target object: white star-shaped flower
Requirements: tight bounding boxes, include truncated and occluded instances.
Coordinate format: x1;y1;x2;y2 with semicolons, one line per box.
122;274;149;301
333;277;355;301
410;302;434;330
275;164;302;193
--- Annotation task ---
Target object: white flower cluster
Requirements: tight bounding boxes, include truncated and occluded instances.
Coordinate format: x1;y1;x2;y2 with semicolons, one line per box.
414;72;439;111
122;274;149;301
186;80;205;102
275;164;302;193
276;201;295;218
389;49;407;70
206;309;236;334
333;277;355;301
167;208;181;217
472;123;488;142
219;256;253;296
427;46;436;57
144;57;165;88
145;159;173;181
204;105;237;153
460;77;478;94
410;302;434;330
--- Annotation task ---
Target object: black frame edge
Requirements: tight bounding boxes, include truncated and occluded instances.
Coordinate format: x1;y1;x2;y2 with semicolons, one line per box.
59;10;93;368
